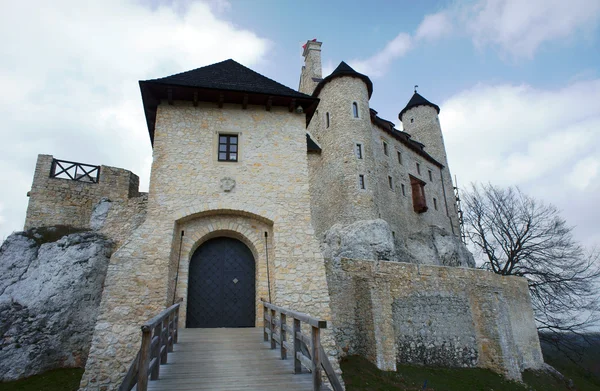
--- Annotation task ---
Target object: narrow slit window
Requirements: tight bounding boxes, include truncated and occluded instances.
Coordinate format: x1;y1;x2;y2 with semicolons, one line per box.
433;198;438;210
397;151;403;165
388;176;393;190
218;134;238;162
392;231;396;239
383;141;389;156
359;175;365;189
401;184;406;196
326;112;330;128
428;170;433;181
356;143;363;159
352;102;359;118
416;162;421;175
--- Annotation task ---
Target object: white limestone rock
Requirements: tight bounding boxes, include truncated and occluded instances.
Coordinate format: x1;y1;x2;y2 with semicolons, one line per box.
322;219;395;265
404;226;475;267
90;197;112;230
322;219;474;268
0;227;113;381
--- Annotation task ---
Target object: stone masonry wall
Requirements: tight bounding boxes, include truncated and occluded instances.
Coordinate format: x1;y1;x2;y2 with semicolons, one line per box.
327;258;544;380
80;102;337;390
24;154;142;233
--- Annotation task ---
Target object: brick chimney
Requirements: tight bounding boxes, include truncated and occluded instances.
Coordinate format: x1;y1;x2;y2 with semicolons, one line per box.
299;40;322;95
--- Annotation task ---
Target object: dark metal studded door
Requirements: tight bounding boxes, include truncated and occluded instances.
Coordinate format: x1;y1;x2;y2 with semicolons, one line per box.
186;237;256;328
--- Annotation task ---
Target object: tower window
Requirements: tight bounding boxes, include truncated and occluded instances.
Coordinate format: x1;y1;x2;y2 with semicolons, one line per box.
352;102;359;118
326;112;330;128
416;162;421;175
433;197;438;210
218;134;238;162
397;151;403;165
428;170;433;181
410;175;428;213
388;176;393;190
401;183;406;196
355;143;363;159
359;175;366;189
410;118;414;123
383;141;389;156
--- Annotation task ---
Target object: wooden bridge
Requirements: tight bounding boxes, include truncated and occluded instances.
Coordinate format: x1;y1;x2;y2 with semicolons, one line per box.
119;300;343;391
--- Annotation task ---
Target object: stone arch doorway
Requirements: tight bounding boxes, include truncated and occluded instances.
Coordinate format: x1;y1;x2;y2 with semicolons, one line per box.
186;237;256;328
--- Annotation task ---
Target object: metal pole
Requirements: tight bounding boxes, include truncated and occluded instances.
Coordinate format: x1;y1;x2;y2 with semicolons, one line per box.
265;231;272;303
172;230;184;304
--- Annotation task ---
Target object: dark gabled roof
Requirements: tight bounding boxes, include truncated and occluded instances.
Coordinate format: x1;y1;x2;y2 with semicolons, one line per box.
370;109;443;168
144;59;310;98
312;61;373;98
399;92;440;121
306;133;321;153
139;60;318;145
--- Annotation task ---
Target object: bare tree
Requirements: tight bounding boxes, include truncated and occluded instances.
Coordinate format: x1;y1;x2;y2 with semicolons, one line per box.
462;183;600;360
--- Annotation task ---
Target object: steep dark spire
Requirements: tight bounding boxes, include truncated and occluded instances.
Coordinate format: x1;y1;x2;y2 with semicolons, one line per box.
312;61;373;98
399;92;440;121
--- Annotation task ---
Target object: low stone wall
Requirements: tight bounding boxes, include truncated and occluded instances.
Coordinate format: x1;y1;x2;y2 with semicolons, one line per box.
327;258;544;380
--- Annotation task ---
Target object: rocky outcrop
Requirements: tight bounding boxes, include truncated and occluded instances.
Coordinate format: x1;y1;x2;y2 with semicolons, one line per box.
322;219;474;268
0;227;113;381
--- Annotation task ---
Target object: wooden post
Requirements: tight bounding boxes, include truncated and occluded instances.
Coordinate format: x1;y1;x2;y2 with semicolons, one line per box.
270;309;277;349
137;327;152;391
160;317;168;364
311;326;322;390
280;312;287;360
167;312;174;353
174;305;179;344
263;304;268;342
151;324;161;380
293;318;301;374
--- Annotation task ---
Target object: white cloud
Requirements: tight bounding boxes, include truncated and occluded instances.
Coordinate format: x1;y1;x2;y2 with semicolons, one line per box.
461;0;600;58
415;12;453;41
441;79;600;247
350;33;412;77
0;0;269;241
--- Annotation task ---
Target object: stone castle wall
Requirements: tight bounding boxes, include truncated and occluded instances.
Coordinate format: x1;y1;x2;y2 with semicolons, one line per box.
327;258;544;380
24;154;144;236
80;102;337;390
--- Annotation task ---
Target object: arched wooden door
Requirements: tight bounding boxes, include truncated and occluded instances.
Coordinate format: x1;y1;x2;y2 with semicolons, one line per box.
186;237;256;328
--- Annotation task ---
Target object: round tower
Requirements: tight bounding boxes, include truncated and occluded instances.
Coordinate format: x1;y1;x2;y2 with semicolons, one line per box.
399;92;448;167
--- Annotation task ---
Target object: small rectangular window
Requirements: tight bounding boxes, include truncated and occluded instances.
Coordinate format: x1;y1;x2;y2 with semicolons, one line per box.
433;198;438;210
388;176;393;190
356;143;363;159
352;102;359;118
383;141;388;156
392;231;396;239
397;151;403;165
401;183;406;196
218;134;238;162
428;170;433;181
359;175;365;189
416;162;421;175
326;112;330;128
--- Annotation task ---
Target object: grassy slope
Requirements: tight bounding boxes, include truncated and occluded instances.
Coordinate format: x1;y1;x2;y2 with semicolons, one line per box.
0;368;83;391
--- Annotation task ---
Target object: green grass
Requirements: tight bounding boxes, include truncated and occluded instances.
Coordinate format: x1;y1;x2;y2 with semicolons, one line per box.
340;355;580;391
0;368;84;391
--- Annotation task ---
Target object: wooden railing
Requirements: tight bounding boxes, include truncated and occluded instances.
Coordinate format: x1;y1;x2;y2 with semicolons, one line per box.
50;158;101;183
118;299;182;391
261;300;343;391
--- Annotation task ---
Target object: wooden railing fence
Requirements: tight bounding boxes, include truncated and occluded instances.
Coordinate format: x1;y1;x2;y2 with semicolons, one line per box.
50;158;101;183
118;298;182;391
261;300;343;391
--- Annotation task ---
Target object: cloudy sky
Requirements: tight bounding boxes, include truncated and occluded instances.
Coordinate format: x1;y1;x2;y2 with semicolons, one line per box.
1;0;599;251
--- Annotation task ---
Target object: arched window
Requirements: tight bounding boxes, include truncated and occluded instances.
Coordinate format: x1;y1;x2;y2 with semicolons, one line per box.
352;102;359;118
326;112;330;128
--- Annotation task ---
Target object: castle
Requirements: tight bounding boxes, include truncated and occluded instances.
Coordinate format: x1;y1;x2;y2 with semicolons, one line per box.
21;40;544;389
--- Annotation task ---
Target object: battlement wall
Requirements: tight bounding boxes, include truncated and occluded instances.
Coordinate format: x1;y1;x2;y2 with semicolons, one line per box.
24;154;142;231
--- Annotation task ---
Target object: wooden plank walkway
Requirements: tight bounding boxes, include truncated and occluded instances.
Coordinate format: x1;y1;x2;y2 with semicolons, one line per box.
144;328;315;391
